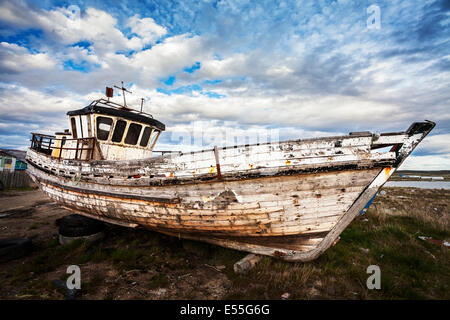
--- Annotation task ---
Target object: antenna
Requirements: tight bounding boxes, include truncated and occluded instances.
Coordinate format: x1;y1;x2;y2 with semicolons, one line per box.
113;81;132;108
140;98;144;113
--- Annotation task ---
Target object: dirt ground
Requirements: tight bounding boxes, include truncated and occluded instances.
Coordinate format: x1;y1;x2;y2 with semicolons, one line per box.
0;190;64;242
0;187;448;300
0;189;233;300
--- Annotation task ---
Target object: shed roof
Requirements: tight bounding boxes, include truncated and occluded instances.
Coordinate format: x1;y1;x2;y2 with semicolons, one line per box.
0;149;27;161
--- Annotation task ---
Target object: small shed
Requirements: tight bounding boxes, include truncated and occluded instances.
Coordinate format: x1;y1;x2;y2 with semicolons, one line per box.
0;149;27;171
0;149;31;189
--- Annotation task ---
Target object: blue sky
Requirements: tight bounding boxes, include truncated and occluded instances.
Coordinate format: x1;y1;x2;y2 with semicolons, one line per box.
0;0;449;169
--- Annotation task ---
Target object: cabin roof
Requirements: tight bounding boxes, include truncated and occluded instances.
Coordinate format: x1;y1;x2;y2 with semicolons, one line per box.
67;99;165;131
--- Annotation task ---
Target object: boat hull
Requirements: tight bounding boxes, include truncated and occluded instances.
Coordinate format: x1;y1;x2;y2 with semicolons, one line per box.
25;121;435;261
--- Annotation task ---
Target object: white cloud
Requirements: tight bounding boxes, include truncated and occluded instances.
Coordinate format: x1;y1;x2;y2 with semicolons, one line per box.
0;0;37;31
128;34;211;86
57;45;100;65
135;87;401;130
400;155;450;171
35;7;146;54
197;54;249;79
126;15;167;46
0;42;56;72
414;133;450;155
0;83;86;121
0;4;168;55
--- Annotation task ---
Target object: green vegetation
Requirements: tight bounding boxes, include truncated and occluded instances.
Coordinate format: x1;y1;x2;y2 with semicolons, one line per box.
147;274;169;290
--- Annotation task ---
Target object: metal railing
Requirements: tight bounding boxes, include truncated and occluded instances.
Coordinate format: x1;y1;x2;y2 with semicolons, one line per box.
30;133;96;161
153;150;181;155
90;98;154;118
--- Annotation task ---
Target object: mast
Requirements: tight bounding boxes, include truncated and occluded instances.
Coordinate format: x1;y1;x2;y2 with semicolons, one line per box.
114;81;132;108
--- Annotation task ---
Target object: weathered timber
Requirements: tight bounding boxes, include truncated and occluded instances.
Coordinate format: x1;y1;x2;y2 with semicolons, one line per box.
233;254;263;274
25;120;435;261
28;165;379;237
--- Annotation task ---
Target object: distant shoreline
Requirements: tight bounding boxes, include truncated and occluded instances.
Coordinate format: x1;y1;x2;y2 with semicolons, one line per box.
384;180;450;190
392;170;450;182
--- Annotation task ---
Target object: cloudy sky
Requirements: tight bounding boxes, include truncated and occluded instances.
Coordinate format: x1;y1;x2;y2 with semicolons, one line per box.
0;0;449;169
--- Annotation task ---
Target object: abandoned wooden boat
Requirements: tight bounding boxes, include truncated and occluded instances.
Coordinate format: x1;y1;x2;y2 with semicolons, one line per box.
25;87;435;261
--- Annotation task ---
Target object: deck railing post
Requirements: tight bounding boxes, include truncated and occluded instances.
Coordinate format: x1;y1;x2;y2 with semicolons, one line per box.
80;140;82;160
75;140;79;160
89;138;94;160
58;138;62;160
214;146;222;178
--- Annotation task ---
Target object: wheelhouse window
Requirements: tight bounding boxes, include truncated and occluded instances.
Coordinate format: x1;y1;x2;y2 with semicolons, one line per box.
80;115;89;138
124;123;142;145
112;119;127;143
139;126;152;147
149;130;160;149
70;117;78;139
96;116;113;141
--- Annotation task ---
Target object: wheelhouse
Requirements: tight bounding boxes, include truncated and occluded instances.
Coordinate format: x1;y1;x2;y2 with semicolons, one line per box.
30;98;165;161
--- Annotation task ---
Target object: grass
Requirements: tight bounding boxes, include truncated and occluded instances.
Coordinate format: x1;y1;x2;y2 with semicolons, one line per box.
82;274;104;294
0;187;448;299
220;188;450;300
147;274;169;290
